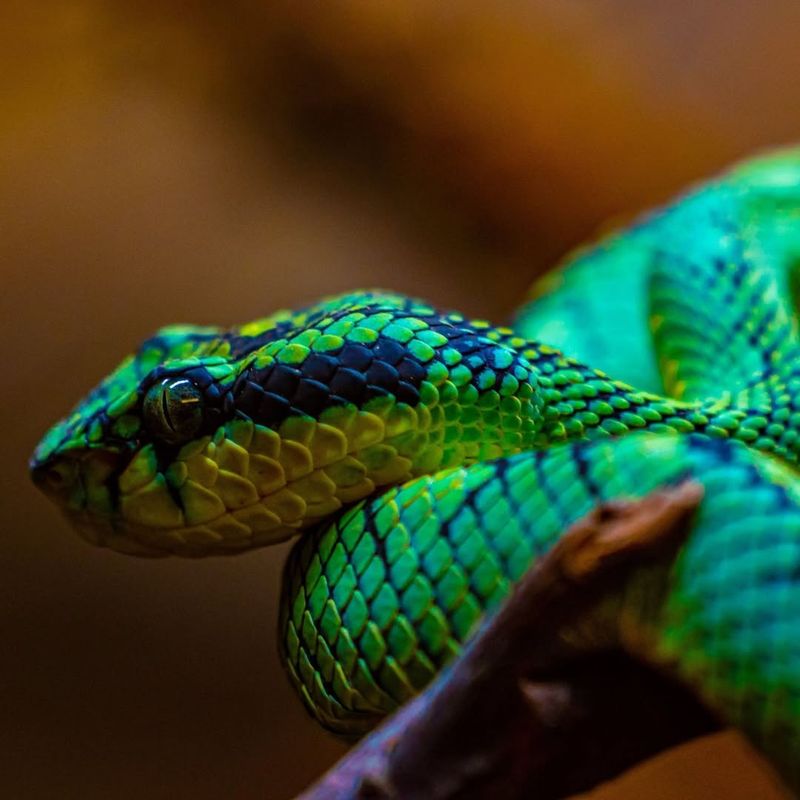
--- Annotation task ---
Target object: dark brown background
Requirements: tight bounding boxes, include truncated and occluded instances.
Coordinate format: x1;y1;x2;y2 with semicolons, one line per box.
2;2;797;797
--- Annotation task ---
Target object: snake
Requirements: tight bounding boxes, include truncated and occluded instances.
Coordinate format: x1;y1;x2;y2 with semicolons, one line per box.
29;147;800;792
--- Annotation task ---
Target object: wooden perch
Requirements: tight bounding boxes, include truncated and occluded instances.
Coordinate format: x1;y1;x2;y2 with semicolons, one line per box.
297;481;717;800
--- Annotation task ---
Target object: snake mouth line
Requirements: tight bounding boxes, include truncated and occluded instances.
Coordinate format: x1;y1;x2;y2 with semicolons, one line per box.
65;505;293;557
64;505;296;558
63;510;168;557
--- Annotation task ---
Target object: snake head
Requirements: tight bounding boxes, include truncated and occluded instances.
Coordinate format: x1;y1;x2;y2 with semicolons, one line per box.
29;324;234;555
31;293;544;557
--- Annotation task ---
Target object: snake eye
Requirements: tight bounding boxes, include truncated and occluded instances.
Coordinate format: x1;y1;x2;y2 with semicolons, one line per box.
143;377;204;443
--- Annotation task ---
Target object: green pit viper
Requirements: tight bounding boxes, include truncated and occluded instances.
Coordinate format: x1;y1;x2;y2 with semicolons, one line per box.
30;148;800;792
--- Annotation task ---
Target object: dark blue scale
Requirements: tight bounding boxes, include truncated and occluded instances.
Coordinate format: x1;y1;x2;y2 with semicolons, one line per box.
339;344;373;371
329;368;367;404
372;339;405;366
230;330;428;427
394;381;420;406
303;353;339;382
397;358;426;384
258;390;292;420
293;379;332;417
450;337;483;354
264;364;302;396
366;361;398;387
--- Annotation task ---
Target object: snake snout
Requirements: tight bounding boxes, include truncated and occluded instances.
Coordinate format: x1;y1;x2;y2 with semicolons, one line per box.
30;447;121;517
30;454;79;495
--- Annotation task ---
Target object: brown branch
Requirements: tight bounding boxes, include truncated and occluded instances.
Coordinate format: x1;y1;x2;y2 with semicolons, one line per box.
297;481;718;800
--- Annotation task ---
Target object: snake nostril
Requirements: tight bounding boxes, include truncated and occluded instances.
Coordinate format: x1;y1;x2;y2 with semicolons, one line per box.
31;458;78;494
45;467;67;489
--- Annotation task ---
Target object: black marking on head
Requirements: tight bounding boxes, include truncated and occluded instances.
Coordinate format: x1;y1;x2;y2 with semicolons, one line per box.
302;354;338;383
232;330;428;427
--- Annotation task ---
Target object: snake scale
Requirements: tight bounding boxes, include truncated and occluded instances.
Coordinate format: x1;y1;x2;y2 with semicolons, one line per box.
30;148;800;791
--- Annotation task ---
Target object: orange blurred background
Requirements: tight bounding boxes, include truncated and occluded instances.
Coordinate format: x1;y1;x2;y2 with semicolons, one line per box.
2;2;798;797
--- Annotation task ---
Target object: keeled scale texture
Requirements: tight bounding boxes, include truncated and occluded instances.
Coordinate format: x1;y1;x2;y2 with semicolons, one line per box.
281;434;800;788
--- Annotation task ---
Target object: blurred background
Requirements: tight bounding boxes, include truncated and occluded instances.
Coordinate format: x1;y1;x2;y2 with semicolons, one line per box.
3;1;799;797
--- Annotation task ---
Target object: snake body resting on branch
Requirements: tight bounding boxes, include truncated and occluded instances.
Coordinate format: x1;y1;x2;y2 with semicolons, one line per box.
30;148;800;791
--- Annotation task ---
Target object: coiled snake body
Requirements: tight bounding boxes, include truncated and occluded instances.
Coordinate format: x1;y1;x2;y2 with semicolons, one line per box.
31;149;800;790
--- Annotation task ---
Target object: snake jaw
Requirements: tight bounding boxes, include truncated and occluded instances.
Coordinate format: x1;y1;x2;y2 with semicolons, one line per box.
31;445;122;515
29;444;174;556
65;512;167;557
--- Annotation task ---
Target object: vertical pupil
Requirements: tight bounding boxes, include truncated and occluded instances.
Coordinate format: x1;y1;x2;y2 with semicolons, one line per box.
143;377;203;441
161;385;175;430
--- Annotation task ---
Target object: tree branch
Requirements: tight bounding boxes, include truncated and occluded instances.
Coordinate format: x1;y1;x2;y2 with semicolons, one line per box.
297;481;718;800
